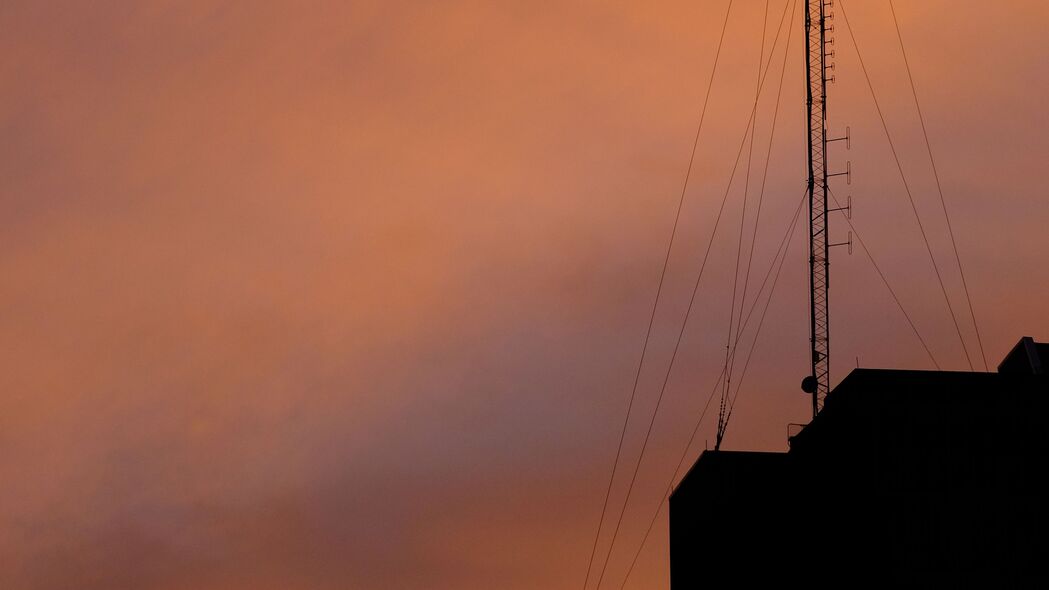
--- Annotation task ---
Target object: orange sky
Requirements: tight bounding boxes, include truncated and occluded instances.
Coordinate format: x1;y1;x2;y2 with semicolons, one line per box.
2;1;1048;588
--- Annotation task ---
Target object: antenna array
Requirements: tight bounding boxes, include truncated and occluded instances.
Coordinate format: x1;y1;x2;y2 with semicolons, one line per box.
802;0;850;416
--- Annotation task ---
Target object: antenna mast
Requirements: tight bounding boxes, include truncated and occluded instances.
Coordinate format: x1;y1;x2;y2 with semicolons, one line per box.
803;0;835;417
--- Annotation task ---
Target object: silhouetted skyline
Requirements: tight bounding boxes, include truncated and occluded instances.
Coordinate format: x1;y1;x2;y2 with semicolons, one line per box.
2;2;1048;588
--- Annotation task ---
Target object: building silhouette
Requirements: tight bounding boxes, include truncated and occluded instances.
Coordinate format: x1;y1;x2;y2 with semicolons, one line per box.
670;337;1049;585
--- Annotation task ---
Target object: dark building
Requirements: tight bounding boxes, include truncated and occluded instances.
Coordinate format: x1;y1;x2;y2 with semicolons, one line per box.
670;337;1049;585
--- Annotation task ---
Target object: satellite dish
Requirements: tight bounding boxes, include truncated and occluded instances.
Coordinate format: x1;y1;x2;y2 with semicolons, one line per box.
801;376;818;394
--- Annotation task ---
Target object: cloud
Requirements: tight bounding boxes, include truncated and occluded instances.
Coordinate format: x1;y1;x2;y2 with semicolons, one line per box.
1;1;1048;588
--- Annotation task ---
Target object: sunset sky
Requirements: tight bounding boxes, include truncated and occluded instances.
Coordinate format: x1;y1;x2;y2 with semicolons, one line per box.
2;1;1048;588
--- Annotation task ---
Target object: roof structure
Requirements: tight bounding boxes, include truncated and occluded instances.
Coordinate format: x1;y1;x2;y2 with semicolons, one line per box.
670;337;1049;585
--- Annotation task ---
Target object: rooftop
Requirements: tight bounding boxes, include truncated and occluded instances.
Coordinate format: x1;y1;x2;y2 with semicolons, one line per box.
669;337;1049;584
